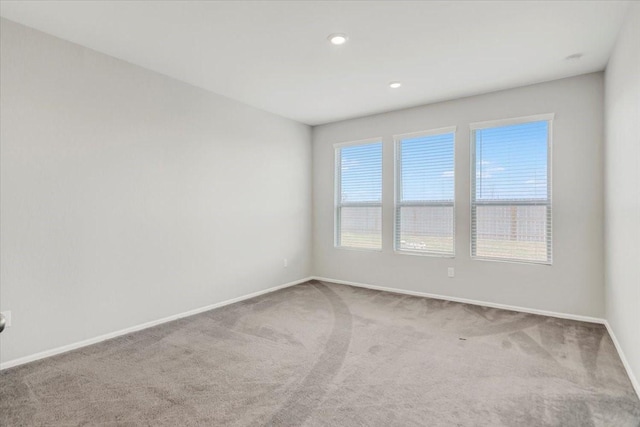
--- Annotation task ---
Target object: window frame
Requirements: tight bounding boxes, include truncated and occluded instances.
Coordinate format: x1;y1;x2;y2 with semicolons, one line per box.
334;138;384;251
393;126;457;257
469;113;554;265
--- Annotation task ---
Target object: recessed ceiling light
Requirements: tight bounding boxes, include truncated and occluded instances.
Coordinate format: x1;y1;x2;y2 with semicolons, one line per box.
389;81;402;89
565;53;584;60
328;33;348;45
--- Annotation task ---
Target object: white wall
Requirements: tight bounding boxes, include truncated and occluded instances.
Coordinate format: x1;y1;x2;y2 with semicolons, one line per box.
604;3;640;391
313;73;605;318
0;19;312;365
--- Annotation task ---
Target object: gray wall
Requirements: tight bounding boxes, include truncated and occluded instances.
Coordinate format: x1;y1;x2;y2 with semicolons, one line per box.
0;19;312;364
604;3;640;390
313;73;605;317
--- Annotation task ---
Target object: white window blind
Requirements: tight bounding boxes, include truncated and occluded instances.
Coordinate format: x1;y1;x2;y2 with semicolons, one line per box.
471;115;553;264
395;129;455;255
335;140;383;250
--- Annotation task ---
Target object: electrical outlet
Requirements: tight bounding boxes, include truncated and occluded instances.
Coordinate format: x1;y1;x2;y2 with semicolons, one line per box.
1;311;11;327
283;258;288;268
447;267;455;278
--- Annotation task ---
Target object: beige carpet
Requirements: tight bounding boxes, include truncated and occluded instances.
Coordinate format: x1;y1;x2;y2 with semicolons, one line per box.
1;280;639;426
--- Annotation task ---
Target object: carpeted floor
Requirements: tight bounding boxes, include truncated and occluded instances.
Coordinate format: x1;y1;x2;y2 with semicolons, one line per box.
1;280;639;426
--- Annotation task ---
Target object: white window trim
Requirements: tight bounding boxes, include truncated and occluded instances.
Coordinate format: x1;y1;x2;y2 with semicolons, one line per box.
393;126;457;258
469;114;554;265
334;138;383;252
469;113;555;131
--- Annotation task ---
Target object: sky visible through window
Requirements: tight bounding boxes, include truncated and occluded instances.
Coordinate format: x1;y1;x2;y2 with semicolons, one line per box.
400;133;454;202
340;142;382;203
475;121;548;201
340;121;548;204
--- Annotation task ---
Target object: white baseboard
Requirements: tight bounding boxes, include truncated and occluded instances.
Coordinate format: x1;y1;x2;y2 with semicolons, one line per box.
0;277;312;371
5;275;637;402
604;320;640;399
311;276;605;324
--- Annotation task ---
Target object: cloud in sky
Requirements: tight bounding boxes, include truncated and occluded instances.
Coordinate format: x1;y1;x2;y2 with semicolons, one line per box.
477;166;505;179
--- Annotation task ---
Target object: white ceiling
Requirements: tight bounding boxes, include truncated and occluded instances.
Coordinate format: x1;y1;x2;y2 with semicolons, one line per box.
0;1;630;125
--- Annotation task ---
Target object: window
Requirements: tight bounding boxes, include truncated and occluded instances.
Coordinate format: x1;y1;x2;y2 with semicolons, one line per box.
395;128;455;255
471;114;553;264
335;140;383;250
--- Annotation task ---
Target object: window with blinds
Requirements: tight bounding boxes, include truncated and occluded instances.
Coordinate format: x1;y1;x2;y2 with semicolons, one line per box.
471;115;553;264
395;128;455;255
335;140;383;250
